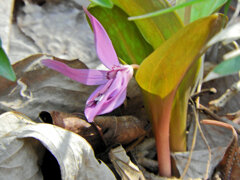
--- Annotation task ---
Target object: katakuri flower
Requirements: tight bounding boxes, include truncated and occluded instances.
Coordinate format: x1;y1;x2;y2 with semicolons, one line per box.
42;8;134;122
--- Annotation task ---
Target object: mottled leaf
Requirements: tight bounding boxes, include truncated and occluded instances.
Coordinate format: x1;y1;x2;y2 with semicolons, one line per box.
136;14;227;98
88;6;153;64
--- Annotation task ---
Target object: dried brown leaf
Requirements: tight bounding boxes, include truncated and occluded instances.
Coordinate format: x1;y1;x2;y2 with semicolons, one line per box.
109;145;146;180
0;0;14;52
13;1;96;66
202;120;240;180
48;110;147;152
95;115;147;146
50;111;104;152
0;54;95;120
172;147;226;179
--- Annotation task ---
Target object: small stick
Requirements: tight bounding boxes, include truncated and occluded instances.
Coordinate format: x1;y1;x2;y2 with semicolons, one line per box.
209;81;240;111
180;101;198;179
191;88;217;99
198;104;223;121
194;109;212;179
198;104;240;134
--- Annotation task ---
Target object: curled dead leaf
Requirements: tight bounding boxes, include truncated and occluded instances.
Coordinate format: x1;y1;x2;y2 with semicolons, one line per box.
0;111;116;180
95;115;147;146
47;111;147;151
201;120;240;180
48;111;105;152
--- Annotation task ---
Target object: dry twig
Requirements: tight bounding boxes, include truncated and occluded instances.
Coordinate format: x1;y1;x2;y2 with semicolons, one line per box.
209;81;240;111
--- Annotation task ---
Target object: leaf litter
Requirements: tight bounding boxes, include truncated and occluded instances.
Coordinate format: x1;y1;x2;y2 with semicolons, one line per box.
0;0;240;179
0;54;95;119
0;111;116;180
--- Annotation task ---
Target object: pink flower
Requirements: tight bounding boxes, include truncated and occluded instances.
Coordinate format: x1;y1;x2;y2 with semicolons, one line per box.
42;8;134;122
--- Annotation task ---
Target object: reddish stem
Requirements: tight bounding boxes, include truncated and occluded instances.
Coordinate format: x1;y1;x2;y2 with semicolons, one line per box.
154;117;171;176
144;90;176;177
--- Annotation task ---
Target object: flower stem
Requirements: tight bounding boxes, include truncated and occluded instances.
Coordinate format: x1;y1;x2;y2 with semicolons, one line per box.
143;90;176;177
131;64;140;70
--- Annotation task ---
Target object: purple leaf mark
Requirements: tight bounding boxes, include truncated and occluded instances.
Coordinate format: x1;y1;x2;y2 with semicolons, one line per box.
42;8;135;122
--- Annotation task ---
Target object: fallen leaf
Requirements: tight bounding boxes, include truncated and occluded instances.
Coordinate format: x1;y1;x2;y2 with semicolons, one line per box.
188;117;233;150
0;111;44;180
95;115;147;146
0;55;95;120
170;111;235;178
109;145;146;180
0;0;14;52
202;120;240;180
48;110;147;149
16;123;116;179
16;1;98;67
0;111;116;180
49;111;105;152
133;138;158;173
172;147;227;179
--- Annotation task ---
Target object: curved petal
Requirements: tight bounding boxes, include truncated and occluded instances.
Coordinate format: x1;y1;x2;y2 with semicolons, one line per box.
84;80;113;122
42;59;108;85
84;8;119;69
85;66;133;122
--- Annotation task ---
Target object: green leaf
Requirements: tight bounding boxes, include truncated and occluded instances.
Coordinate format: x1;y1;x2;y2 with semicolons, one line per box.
176;0;227;23
136;14;227;98
0;38;16;81
89;0;113;8
204;55;240;81
112;0;183;49
88;6;153;64
214;56;240;75
170;58;201;152
128;0;207;20
224;0;232;15
190;0;227;22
